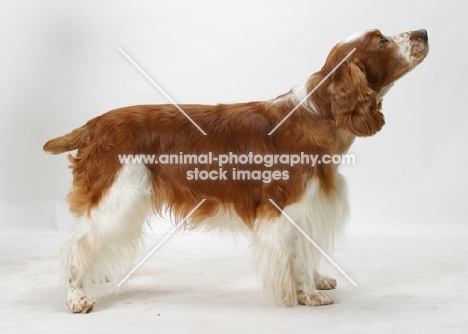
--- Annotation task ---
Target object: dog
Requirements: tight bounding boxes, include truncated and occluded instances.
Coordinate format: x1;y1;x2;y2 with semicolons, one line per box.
44;29;429;313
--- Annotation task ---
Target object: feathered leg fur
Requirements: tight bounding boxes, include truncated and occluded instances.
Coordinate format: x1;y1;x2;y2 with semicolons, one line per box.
62;163;152;313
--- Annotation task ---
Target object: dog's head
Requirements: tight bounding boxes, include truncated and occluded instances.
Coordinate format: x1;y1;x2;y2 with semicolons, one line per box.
320;29;429;137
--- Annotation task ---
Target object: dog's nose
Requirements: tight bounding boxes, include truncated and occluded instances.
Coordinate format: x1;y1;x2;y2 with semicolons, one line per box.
418;29;428;42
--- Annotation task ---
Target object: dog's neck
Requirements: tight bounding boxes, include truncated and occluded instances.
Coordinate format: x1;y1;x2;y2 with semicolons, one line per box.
270;83;357;156
333;128;355;155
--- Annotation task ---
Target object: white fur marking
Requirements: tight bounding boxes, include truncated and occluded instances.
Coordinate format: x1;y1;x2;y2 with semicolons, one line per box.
290;85;321;115
62;163;153;286
392;32;412;64
284;175;350;292
253;215;297;306
341;30;372;44
268;84;320;115
253;174;349;306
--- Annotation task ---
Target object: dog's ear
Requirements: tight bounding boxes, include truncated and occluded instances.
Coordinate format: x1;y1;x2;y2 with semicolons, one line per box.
328;59;385;137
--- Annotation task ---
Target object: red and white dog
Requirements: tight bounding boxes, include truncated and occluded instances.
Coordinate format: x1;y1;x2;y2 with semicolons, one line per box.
44;29;428;313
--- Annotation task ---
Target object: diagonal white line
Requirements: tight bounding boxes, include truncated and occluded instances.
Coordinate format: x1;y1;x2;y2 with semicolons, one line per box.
268;48;356;135
268;199;357;287
118;47;207;136
117;199;206;287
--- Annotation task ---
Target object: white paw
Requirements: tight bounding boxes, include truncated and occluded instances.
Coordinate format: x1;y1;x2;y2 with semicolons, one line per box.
67;288;96;313
315;274;337;290
297;290;334;306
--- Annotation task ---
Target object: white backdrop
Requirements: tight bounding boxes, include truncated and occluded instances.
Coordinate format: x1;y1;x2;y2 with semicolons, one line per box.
1;0;467;235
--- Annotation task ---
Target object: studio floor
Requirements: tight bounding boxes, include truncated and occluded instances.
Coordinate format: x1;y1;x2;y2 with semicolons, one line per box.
1;225;467;333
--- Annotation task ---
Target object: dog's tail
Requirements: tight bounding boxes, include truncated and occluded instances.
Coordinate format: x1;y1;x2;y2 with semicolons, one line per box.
43;124;89;154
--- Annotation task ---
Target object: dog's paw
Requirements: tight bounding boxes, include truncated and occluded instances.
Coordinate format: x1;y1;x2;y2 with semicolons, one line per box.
297;290;334;306
315;274;337;290
67;289;96;313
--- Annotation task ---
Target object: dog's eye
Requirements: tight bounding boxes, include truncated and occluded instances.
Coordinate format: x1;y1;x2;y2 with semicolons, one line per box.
380;36;388;46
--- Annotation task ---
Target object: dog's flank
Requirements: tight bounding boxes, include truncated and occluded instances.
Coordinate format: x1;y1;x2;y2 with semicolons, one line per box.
44;29;428;313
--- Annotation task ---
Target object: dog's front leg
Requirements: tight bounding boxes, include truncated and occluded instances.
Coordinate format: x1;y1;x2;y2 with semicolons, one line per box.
252;217;297;306
292;243;334;306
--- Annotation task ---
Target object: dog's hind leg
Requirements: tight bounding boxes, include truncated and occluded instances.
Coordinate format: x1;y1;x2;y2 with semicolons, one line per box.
62;163;152;313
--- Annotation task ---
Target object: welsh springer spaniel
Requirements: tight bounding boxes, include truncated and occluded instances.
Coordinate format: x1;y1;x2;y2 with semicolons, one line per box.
44;29;429;313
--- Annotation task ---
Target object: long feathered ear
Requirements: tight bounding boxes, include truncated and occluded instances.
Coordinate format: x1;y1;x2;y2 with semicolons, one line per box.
328;59;385;137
